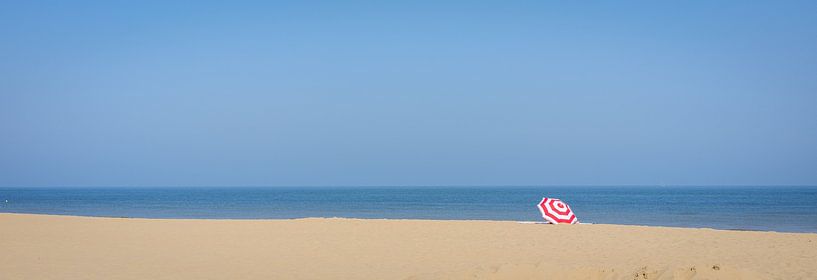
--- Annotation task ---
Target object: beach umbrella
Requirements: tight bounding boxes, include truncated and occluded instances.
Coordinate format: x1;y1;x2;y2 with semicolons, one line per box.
537;198;578;224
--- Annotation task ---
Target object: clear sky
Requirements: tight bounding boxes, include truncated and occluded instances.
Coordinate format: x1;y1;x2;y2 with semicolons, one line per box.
1;1;815;187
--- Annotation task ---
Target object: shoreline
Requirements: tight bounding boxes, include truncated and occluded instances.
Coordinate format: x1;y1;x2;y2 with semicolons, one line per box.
4;186;816;234
3;213;816;279
0;211;808;234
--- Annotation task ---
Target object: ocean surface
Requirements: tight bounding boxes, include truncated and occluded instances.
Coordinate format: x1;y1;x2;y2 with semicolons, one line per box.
1;186;816;233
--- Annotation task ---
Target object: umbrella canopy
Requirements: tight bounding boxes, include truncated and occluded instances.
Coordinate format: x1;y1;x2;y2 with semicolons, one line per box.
537;197;578;224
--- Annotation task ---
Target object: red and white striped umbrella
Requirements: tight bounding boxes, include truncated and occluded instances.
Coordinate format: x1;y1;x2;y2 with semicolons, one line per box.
537;197;578;224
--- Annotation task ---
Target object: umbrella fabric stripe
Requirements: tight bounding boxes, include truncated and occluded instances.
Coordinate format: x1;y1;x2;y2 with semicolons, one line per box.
542;211;576;224
548;199;571;215
542;208;574;221
537;197;579;224
542;211;575;224
543;200;574;219
543;204;573;219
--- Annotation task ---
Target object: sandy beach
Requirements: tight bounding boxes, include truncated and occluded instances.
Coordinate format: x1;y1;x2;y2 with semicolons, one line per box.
1;213;815;279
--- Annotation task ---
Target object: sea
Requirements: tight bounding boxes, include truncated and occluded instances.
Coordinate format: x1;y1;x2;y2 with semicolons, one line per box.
1;186;816;233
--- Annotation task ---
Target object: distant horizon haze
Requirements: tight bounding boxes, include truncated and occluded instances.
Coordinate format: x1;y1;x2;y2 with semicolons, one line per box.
3;185;817;189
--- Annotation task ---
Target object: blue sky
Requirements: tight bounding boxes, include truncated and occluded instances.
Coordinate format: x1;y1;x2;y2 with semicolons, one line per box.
1;1;816;187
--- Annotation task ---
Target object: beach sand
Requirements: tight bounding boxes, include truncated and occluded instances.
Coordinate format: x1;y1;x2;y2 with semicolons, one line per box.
1;213;815;279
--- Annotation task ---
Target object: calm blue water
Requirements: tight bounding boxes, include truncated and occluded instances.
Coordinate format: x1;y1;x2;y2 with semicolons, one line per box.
1;186;816;233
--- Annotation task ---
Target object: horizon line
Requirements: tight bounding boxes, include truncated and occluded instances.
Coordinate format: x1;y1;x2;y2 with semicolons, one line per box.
2;184;817;188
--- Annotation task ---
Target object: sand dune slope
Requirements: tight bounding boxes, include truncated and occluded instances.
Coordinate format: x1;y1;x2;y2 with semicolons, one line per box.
1;214;815;279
